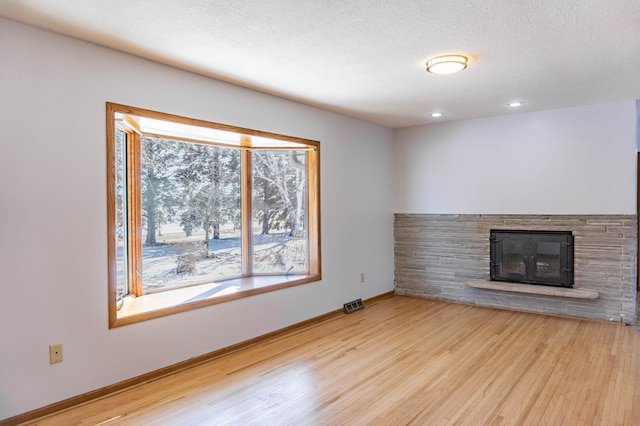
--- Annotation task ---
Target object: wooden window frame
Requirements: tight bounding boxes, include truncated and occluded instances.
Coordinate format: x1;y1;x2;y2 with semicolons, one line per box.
106;103;321;328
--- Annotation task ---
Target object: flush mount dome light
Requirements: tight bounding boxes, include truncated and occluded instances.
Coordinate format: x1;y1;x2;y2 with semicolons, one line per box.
426;54;468;75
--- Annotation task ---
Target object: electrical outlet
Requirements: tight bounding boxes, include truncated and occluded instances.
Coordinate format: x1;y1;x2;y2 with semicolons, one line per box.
360;272;365;283
49;344;63;364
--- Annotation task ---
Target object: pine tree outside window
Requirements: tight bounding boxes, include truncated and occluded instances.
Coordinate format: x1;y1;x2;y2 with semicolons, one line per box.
107;103;321;327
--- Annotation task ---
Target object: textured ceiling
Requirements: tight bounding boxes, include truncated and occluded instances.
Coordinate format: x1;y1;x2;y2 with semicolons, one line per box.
1;0;639;128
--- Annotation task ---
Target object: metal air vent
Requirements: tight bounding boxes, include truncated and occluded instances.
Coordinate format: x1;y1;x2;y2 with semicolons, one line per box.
343;299;365;314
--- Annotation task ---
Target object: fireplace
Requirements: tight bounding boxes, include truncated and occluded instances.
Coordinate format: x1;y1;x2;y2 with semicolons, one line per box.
490;230;574;288
395;214;635;324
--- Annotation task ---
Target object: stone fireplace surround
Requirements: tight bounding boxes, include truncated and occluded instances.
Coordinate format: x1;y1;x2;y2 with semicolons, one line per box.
394;214;637;325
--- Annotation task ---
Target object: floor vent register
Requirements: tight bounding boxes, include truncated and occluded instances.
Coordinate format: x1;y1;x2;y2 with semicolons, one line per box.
343;299;365;314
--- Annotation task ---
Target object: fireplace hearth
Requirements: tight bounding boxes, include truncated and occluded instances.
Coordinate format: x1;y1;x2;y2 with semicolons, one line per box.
490;230;574;288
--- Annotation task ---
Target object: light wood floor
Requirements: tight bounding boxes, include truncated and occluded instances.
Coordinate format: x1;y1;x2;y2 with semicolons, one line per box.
24;296;640;425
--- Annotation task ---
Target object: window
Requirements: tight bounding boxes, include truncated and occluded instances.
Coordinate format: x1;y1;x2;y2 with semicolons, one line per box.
107;103;321;327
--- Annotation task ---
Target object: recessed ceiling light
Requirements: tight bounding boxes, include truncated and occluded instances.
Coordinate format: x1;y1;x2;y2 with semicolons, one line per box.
430;112;444;118
508;101;525;107
426;55;468;75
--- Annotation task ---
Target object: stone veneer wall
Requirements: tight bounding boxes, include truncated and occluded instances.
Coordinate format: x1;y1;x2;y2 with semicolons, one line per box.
394;214;637;325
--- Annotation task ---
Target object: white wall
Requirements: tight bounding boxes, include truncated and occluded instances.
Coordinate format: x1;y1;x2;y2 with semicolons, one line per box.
393;101;638;214
0;18;394;420
636;99;640;152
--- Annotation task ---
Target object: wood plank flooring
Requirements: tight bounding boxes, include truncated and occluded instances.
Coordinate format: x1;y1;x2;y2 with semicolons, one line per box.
22;296;640;425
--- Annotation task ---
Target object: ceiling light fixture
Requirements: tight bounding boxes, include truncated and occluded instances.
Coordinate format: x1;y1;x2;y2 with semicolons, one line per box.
430;112;444;118
426;55;468;75
508;101;525;107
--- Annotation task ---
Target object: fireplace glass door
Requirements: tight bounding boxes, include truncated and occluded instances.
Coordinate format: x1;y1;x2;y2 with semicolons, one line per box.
490;230;573;287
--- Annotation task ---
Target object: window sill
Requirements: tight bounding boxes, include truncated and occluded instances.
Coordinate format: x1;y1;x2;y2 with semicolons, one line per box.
111;274;320;328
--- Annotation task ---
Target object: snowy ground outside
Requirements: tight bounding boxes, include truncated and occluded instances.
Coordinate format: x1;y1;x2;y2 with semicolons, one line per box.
117;223;307;295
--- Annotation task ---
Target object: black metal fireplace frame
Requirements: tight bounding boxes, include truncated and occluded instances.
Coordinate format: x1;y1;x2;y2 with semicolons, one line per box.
490;229;574;288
